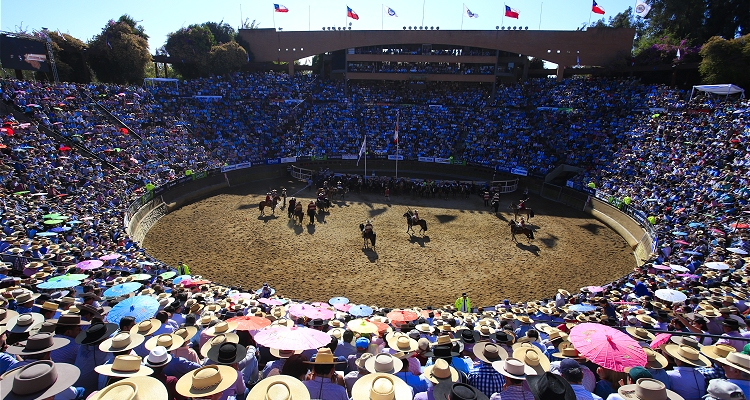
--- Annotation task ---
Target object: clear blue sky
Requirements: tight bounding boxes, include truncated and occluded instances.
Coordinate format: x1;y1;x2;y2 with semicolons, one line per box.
2;0;638;54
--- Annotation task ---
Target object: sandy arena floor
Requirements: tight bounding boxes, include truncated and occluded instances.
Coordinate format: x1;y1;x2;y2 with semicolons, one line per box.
142;177;635;308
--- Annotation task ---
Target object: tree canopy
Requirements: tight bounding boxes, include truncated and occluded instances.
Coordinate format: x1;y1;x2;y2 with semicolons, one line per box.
87;17;151;84
699;34;750;90
164;21;250;78
48;32;91;83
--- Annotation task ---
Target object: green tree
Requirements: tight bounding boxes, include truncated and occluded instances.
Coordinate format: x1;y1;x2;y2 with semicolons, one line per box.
699;34;750;89
165;25;215;79
528;57;545;69
644;0;749;45
87;18;151;84
209;41;248;75
202;21;235;44
117;14;149;40
48;31;91;83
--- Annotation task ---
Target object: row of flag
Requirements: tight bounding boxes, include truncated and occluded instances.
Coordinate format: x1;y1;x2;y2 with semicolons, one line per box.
273;1;652;21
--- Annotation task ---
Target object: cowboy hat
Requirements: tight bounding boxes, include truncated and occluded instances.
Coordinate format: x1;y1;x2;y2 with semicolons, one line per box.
145;333;184;352
669;336;701;349
305;348;345;365
207;342;248;365
249;375;310;400
88;376;168;400
433;382;490;400
49;314;90;327
387;333;419;353
351;373;413;400
415;323;433;334
643;348;668;369
99;332;146;353
617;378;685;400
95;355;153;378
6;333;70;356
5;313;44;334
365;352;402;374
422;358;459;384
129;319;161;336
516;315;534;324
173;326;198;342
269;347;303;359
492;357;537;380
701;344;736;362
75;322;118;345
175;365;237;398
473;342;508;364
527;371;576;400
144;346;172;369
636;314;657;326
626;327;656;341
203;320;239;337
662;344;711;367
474;324;496;337
0;361;81;400
513;344;551;374
715;351;750;375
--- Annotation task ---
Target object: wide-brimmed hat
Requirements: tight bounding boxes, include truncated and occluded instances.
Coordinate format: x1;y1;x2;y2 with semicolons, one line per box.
387;333;419;352
0;308;19;325
617;378;685;400
95;355;153;377
516;315;534;324
700;344;736;362
636;314;657;325
716;351;750;375
175;365;237;398
434;382;490;400
475;324;496;337
269;347;303;359
626;327;655;341
305;347;345;365
75;322;118;345
473;342;508;364
663;344;711;367
144;333;184;352
129;319;161;336
5;313;44;334
173;326;198;342
697;308;722;318
527;371;576;400
492;357;537;380
552;341;586;360
144;346;172;368
422;358;459;384
13;292;40;305
207;342;248;365
88;376;168;400
643;348;668;369
365;352;402;374
513;344;551;373
0;361;81;400
351;373;413;400
249;375;311;400
6;333;70;356
99;332;146;353
203;320;239;337
669;336;701;349
415;323;433;334
49;314;90;327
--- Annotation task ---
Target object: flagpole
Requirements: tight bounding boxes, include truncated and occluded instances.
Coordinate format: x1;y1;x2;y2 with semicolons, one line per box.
273;9;276;30
395;110;400;178
502;4;505;28
382;4;384;30
461;3;465;30
422;0;426;26
364;135;367;181
539;2;543;30
309;5;311;31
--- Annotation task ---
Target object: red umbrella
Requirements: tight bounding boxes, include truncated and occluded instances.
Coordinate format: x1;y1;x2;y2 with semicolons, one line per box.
227;316;271;331
119;128;129;134
0;127;14;136
387;310;418;322
368;320;390;334
59;145;71;151
569;323;646;372
730;223;749;229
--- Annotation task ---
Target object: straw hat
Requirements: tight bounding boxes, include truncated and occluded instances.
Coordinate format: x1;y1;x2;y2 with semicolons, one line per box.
203;320;239;337
617;378;684;400
513;344;551;373
175;365;237;398
715;351;750;375
386;333;419;353
129;319;161;336
270;348;303;359
516;315;534;324
415;323;433;333
626;327;656;341
173;326;198;342
0;309;19;325
475;324;496;337
6;333;70;356
88;376;168;400
271;318;294;328
95;355;153;377
0;361;81;400
248;375;310;400
643;348;668;369
422;358;459;384
99;332;146;353
473;342;508;364
697;308;722;318
662;344;711;367
636;314;657;326
365;352;402;374
145;333;185;352
701;344;736;362
351;373;413;400
5;313;44;334
552;342;585;360
492;357;537;380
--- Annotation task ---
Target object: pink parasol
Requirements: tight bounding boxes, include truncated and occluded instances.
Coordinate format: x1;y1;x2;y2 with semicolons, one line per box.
259;298;284;306
304;307;334;320
586;286;605;293
650;333;672;349
230;293;255;301
99;253;122;261
252;326;333;350
653;265;671;271
287;304;312;318
334;304;352;312
76;259;104;270
310;302;329;308
569;323;647;372
182;279;211;287
673;240;690;245
227;316;272;331
387;310;419;322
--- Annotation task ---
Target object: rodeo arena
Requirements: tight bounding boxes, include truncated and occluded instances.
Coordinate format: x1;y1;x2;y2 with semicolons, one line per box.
0;23;749;400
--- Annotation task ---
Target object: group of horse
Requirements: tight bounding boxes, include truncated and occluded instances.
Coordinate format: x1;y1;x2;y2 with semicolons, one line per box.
506;200;535;242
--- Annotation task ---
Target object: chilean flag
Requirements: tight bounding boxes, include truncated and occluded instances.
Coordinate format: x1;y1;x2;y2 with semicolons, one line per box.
505;5;519;19
274;4;289;12
347;6;359;20
592;0;605;14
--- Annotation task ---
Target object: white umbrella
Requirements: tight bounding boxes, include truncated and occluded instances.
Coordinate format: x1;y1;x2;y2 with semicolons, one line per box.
670;264;689;273
705;262;730;271
654;289;687;303
726;247;748;255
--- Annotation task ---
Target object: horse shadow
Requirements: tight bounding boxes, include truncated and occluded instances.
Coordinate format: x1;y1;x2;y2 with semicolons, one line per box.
316;212;327;224
362;248;379;262
306;224;316;234
434;214;456;224
368;207;388;218
495;212;509;222
288;219;304;235
409;235;431;247
579;223;603;235
237;204;257;210
539;233;559;249
257;214;278;223
516;242;540;256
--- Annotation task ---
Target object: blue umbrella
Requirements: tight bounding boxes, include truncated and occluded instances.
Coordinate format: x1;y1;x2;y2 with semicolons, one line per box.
568;304;597;312
172;275;192;285
67;220;83;225
329;297;349;306
48;274;88;282
103;282;142;298
688;222;704;228
107;295;160;324
349;305;373;317
672;231;688;236
50;227;71;233
36;232;58;237
683;250;703;256
37;280;82;289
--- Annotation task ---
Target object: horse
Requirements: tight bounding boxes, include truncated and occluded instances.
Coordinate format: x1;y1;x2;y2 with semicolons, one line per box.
403;210;428;235
316;197;331;212
359;224;377;249
281;188;287;206
509;220;535;242
293;208;304;225
259;197;279;216
491;199;500;215
307;208;316;224
509;202;534;220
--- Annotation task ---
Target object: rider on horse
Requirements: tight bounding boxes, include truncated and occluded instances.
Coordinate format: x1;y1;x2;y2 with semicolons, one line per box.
519;217;526;229
265;192;272;203
518;198;528;211
412;209;420;223
363;220;373;236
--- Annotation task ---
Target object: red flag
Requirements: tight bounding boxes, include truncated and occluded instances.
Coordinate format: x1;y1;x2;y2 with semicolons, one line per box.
505;5;519;19
347;6;359;20
592;0;605;14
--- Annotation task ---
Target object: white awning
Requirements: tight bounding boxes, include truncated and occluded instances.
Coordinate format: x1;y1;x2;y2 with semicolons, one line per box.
692;84;744;95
